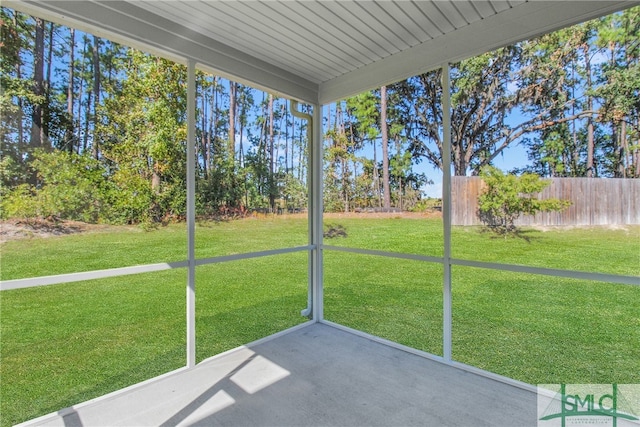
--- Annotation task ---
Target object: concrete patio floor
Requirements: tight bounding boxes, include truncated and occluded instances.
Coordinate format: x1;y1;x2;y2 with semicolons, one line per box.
22;322;538;426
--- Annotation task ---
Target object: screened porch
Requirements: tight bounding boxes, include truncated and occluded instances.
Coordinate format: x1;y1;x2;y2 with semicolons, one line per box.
2;1;638;426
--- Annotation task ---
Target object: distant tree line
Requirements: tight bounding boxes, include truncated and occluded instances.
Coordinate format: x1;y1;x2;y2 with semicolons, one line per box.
1;7;638;224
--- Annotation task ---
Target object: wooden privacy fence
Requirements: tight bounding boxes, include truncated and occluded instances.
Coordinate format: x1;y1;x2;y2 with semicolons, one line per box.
451;177;640;226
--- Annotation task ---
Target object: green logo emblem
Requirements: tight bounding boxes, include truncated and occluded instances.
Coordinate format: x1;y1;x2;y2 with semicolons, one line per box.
538;384;639;427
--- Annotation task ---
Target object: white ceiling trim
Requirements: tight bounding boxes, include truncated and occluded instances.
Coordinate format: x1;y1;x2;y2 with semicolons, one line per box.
5;0;638;106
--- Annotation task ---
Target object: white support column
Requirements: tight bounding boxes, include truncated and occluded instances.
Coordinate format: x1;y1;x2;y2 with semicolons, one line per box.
290;101;315;319
441;64;453;363
186;59;197;368
311;103;324;322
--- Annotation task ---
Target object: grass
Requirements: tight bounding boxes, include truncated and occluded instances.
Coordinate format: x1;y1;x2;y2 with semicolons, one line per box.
324;252;444;355
1;253;308;427
1;217;639;426
1;270;186;427
451;225;640;275
451;266;640;384
194;253;308;362
0;216;308;280
324;218;639;276
4;217;637;280
323;251;640;386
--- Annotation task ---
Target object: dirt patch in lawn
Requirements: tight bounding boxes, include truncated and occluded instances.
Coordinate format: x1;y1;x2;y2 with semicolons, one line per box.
0;211;443;243
323;211;442;220
0;218;137;243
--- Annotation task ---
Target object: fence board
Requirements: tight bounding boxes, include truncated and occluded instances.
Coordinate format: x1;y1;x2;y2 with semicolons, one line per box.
451;177;640;226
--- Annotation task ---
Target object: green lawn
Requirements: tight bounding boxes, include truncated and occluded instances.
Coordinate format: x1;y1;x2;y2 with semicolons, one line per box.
1;217;639;426
1;253;308;427
323;251;640;385
0;217;308;280
450;266;639;384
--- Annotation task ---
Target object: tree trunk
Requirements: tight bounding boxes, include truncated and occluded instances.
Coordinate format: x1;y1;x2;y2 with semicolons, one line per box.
585;46;594;177
338;104;349;213
228;80;236;160
620;120;628;178
238;87;248;207
66;28;75;152
284;103;289;173
277;103;285;170
200;80;208;179
291;108;300;176
211;76;218;171
635;127;640;178
634;117;640;178
268;94;275;211
83;88;91;153
13;13;24;150
380;86;391;210
42;21;54;149
78;36;87;152
396;135;403;211
612;123;623;177
152;163;161;192
30;17;45;149
258;93;266;178
268;94;274;173
298;108;304;182
239;87;246;166
373;139;381;208
92;35;101;159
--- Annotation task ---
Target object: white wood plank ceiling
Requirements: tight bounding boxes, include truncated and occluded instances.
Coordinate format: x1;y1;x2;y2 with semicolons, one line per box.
6;1;638;104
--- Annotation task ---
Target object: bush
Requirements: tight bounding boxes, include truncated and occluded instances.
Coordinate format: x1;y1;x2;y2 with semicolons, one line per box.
409;197;442;213
1;150;110;222
0;184;40;219
103;168;154;225
478;166;570;235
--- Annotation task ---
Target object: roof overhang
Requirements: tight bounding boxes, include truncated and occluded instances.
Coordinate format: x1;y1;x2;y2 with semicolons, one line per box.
5;1;638;104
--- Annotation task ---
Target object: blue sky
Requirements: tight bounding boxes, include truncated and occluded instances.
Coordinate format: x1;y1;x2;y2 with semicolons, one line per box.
419;143;530;199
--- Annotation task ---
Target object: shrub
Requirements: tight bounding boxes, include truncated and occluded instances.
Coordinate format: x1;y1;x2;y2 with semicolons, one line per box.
1;150;110;222
409;197;442;213
478;166;570;235
103;168;154;225
0;184;40;219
